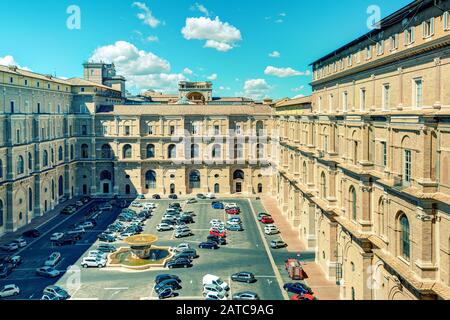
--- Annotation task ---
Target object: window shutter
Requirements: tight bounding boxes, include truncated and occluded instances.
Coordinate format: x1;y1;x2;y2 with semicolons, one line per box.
430;17;434;35
411;27;415;42
445;12;449;30
404;30;408;45
422;21;426;37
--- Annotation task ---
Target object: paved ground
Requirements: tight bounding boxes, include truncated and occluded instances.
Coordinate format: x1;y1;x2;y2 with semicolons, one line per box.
1;198;290;300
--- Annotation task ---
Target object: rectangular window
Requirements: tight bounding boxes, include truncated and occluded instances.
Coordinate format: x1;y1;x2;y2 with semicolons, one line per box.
9;77;13;84
37;81;40;88
148;125;154;135
47;83;51;89
381;142;387;167
390;34;399;51
124;126;130;136
214;125;220;135
37;103;41;114
102;125;108;135
82;125;87;136
80;87;85;92
404;149;412;184
355;52;361;64
360;89;366;111
170;126;176;135
377;40;384;55
422;17;435;38
191;123;199;135
347;55;352;67
236;124;242;135
343;92;348;111
366;46;372;60
329;94;333;111
10;101;15;113
445;11;450;31
383;84;390;111
24;79;28;86
414;78;423;108
318;96;323;111
404;27;415;45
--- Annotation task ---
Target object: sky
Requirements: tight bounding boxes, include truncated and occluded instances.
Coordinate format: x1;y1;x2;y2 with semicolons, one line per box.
0;0;412;100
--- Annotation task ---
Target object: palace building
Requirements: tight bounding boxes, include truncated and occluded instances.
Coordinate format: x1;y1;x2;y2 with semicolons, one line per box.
0;0;448;301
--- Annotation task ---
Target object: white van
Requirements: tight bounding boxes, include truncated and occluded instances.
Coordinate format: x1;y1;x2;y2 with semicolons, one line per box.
202;274;229;291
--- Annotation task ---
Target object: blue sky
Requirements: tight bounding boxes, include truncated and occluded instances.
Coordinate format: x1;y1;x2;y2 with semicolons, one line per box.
0;0;412;100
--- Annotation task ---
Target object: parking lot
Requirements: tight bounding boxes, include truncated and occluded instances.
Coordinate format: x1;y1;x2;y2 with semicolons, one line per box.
0;197;313;300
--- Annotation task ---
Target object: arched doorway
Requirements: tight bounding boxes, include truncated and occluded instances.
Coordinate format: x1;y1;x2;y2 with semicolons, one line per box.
233;169;245;193
214;183;220;194
189;170;201;190
170;183;176;194
145;170;157;190
258;183;263;193
100;170;113;194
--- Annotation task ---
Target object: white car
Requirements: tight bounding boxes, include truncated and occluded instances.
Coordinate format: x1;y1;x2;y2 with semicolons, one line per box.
12;238;27;248
264;225;279;235
81;256;106;268
210;219;224;226
50;233;64;241
226;220;241;226
203;284;229;297
156;223;174;232
225;203;238;209
80;221;95;229
88;250;107;260
44;252;62;267
1;243;19;252
100;203;113;211
131;201;143;208
173;243;190;253
205;193;216;199
203;274;230;291
0;284;20;298
143;203;157;210
204;291;228;300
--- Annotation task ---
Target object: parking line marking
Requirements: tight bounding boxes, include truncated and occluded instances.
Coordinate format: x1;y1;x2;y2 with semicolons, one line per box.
104;287;129;290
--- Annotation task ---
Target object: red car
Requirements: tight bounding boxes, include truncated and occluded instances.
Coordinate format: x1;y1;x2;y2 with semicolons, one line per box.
210;230;226;238
261;216;274;224
291;293;316;301
226;208;240;215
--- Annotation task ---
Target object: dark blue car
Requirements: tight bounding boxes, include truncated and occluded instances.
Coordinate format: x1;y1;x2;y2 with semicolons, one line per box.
212;202;224;209
198;241;219;250
155;274;181;284
156;286;175;299
283;283;313;295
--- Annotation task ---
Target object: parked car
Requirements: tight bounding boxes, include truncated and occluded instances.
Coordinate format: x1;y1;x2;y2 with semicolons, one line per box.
0;264;13;278
156;286;175;299
40;293;61;300
152;194;161;199
80;221;95;229
143;203;157;210
6;255;22;268
257;213;271;221
270;240;287;249
210;230;226;238
203;284;229;297
58;196;68;204
100;203;113;211
227;224;244;232
186;198;197;204
0;243;19;252
225;203;238;209
196;193;207;199
205;193;216;199
131;201;143;208
291;293;316;300
179;216;194;224
198;242;219;250
174;229;193;239
75;200;84;208
12;238;27;248
173;251;197;261
226;220;241;226
81;196;91;204
264;225;280;235
154;279;182;292
36;266;60;278
232;291;260;300
173;243;190;253
226;208;240;215
45;252;62;267
43;285;70;300
207;235;227;245
157;223;174;232
97;244;117;253
0;284;20;298
61;206;76;215
88;250;107;260
228;217;242;223
155;274;182;285
168;194;178;200
212;202;224;209
261;216;275;224
283;283;313;295
22;229;40;238
50;233;65;242
203;274;229;291
166;258;192;269
54;234;78;246
81;256;107;268
231;272;256;283
136;194;146;200
98;233;116;243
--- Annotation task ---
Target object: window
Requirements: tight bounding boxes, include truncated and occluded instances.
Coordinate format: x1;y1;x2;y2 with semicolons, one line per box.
16;129;20;144
235;124;242;135
320;172;327;198
366;46;372;60
400;214;410;260
350;187;357;221
191;123;199;135
124;126;130;136
80;87;85;92
233;170;245;180
404;149;412;184
381;142;387;167
123;145;132;159
189;170;201;189
302;162;307;183
343;92;348;111
422;17;435;38
404;27;415;45
24;79;28;86
37;103;41;114
43;150;49;167
145;170;157;189
10;101;15;113
445;11;450;31
212;144;221;159
390;34;399;51
329;94;333;112
58;146;63;161
17;156;24;175
360;89;366;111
28;153;32;171
146;144;155;158
148;125;154;135
347;55;352;67
377;40;384;55
37;81;40;88
190;144;200;159
102;124;108;135
70;145;74;160
168;144;177;159
169;126;176;135
214;125;220;135
234;144;243;159
414;78;423;108
82;125;87;136
81;144;89;159
256;144;264;159
382;84;390;110
28;188;33;211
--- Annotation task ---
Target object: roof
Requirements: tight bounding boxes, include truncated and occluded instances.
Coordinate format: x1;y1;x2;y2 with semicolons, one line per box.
275;95;312;108
0;64;72;85
67;77;121;92
95;104;273;116
309;0;429;66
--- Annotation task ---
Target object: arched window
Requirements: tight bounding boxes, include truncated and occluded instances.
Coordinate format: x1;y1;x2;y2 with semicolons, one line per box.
256;121;264;137
70;145;74;160
28;153;32;171
302;162;308;183
214;183;220;193
0;159;3;179
58;146;63;161
125;184;131;195
400;214;410;261
81;144;89;159
256;144;264;159
320;172;327;198
146;144;155;159
28;188;33;212
378;198;385;236
168;144;177;159
123;144;132;159
101;144;112;159
100;170;112;181
58;176;64;197
170;183;176;194
351;287;356;300
17;156;24;175
233;170;245;180
353;140;358;165
189;170;201;189
145;170;157;189
0;200;3;227
212;144;221;159
349;187;357;221
51;180;55;200
191;144;199;159
43;150;49;167
258;183;263;193
234;144;243;159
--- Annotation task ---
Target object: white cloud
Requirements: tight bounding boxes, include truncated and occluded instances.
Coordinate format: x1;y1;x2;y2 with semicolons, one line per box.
191;3;210;16
182;16;242;52
0;55;31;71
275;19;284;23
183;68;193;75
207;73;218;80
219;86;231;90
146;35;159;42
292;85;305;92
264;66;311;78
89;41;185;94
243;79;271;100
132;2;161;28
269;51;281;58
279;13;287;17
